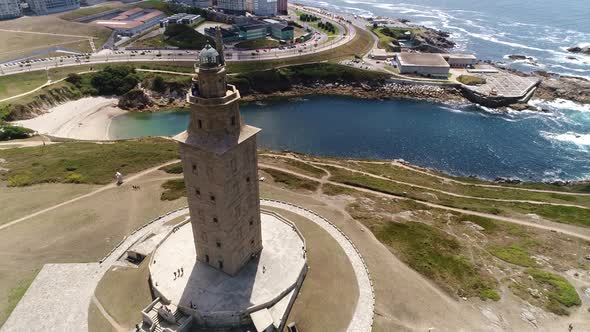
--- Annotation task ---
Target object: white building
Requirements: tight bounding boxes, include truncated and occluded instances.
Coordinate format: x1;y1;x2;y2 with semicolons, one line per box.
443;54;477;68
217;0;246;14
0;0;21;19
26;0;79;15
248;0;277;16
395;53;450;78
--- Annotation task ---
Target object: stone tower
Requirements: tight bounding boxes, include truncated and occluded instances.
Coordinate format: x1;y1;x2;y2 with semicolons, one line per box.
174;43;263;276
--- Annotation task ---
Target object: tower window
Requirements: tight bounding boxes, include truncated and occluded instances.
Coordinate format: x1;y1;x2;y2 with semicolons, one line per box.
246;177;250;183
216;242;221;248
249;219;253;226
250;239;254;245
218;260;223;270
231;116;236;126
192;163;197;174
195;188;200;197
213;217;218;223
210;195;216;202
198;119;202;129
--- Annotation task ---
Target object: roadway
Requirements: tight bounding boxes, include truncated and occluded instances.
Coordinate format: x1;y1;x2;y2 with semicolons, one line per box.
0;7;359;77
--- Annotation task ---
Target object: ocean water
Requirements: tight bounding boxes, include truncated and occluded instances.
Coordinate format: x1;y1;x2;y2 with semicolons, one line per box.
297;0;590;78
109;96;590;182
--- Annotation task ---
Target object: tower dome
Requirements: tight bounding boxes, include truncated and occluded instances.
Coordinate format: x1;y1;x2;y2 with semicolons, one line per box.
199;44;220;68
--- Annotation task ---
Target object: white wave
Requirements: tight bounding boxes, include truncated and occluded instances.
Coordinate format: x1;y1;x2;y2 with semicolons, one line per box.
529;98;590;113
541;131;590;147
439;106;465;114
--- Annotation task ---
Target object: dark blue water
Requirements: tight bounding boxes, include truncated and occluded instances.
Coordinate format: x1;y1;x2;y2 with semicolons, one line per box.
299;0;590;78
109;96;590;181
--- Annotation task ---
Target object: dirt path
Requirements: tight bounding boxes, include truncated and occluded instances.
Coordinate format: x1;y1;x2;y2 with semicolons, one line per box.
0;70;94;103
262;153;590;197
0;160;180;232
309;161;590;209
0;28;96;39
92;295;126;332
258;163;590;242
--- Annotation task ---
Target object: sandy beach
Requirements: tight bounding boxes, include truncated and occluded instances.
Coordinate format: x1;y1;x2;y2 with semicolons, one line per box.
13;97;126;140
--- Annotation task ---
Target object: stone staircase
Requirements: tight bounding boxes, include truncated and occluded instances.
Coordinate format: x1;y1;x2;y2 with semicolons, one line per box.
139;300;190;332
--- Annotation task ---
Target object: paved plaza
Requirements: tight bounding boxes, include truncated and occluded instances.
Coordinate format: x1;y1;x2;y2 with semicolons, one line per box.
150;212;306;313
469;71;539;97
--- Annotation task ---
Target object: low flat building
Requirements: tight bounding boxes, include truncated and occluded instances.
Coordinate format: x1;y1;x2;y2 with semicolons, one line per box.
395;53;450;78
94;8;165;36
235;21;268;40
269;22;293;40
370;48;395;60
160;13;201;27
442;53;477;68
0;0;21;19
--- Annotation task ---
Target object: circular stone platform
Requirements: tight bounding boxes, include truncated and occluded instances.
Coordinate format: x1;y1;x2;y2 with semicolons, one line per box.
149;211;307;328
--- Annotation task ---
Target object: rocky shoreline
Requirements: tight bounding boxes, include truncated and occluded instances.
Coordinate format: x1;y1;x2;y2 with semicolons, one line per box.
240;82;467;104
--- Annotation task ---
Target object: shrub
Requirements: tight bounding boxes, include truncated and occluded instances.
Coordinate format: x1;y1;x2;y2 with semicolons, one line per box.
65;173;85;183
0;125;34;141
65;73;83;87
90;65;139;95
458;75;486;85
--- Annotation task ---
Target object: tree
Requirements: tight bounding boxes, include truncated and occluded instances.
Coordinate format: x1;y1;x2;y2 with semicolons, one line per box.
65;73;82;87
152;76;166;93
90;65;138;96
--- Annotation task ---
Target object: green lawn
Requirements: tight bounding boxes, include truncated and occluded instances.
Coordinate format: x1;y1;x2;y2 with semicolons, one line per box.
327;167;590;227
160;179;186;201
457;75;486;85
525;268;581;314
374;220;498;299
159;162;183;174
0;138;178;186
235;39;281;50
59;5;117;21
261;168;320;191
488;245;537;267
0;71;47;100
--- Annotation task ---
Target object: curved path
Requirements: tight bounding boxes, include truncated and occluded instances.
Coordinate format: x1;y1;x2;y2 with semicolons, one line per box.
260;199;374;332
97;200;375;331
257;163;590;242
0;159;180;232
260;153;590;205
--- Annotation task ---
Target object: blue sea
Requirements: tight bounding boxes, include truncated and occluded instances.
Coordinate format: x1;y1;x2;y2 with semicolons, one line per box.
110;97;590;182
297;0;590;78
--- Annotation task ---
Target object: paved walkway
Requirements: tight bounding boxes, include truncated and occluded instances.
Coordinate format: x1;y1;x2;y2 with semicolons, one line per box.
0;208;188;332
260;199;374;332
2;199;375;331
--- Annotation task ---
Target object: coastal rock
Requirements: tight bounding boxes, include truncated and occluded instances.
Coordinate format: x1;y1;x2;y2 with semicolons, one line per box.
118;89;153;110
508;55;533;61
567;45;590;55
534;75;590;104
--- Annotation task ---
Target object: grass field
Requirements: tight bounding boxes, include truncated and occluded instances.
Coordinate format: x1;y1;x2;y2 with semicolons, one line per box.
0;16;112;62
261;168;320;191
0;71;47;100
457;75;486;85
0;138;178;186
374;219;498;300
235;39;281;50
327;167;590;227
59;4;121;21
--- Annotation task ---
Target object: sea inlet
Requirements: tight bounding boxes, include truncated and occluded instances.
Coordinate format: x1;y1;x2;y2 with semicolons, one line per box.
109;96;590;182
